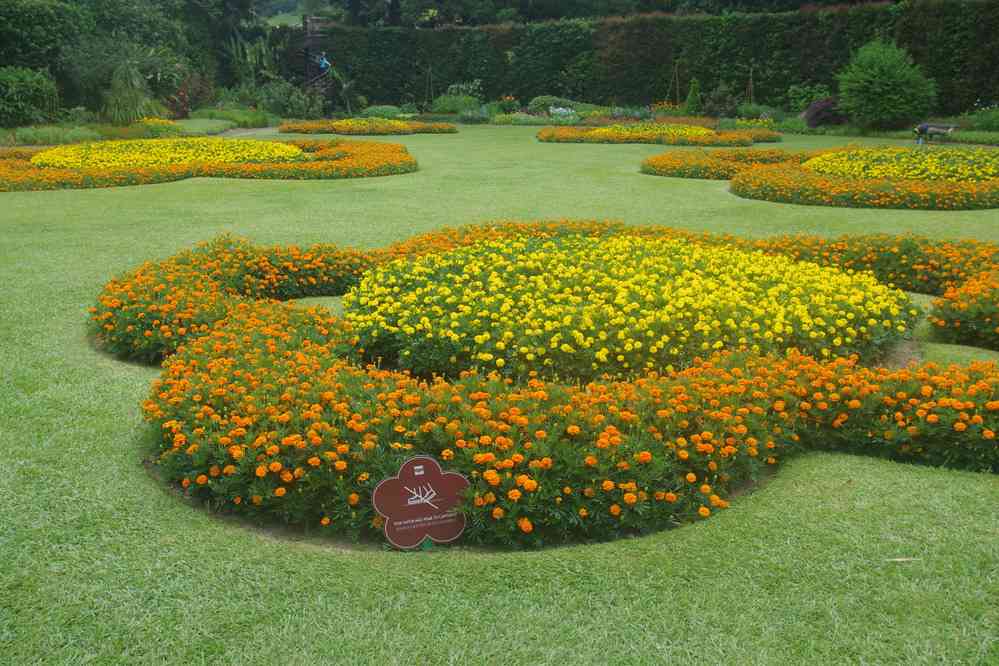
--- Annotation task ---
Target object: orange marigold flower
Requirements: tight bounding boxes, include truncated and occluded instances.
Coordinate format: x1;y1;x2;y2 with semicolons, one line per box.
609;503;622;517
517;517;533;534
492;507;505;520
623;492;638;505
698;506;711;518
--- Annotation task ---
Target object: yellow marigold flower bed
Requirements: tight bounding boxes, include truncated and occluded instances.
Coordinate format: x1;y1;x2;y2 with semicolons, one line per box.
279;117;458;135
345;234;915;380
31;137;305;169
0;139;417;191
537;123;757;146
90;221;999;548
803;147;999;182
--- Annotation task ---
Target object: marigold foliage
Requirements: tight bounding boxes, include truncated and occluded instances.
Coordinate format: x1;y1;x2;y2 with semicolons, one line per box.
930;271;999;350
345;234;916;380
279;118;458;135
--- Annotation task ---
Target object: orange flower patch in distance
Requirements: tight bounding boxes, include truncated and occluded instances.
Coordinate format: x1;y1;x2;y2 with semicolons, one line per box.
94;220;999;548
279;118;458;135
0;138;416;192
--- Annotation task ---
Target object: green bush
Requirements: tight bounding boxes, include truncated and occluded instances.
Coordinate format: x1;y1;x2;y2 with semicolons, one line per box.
836;39;937;130
361;105;402;118
0;67;59;128
431;94;480;114
683;79;701;115
961;106;999;132
256;79;324;119
783;83;831;113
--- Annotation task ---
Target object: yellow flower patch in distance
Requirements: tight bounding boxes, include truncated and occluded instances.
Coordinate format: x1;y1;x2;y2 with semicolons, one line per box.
804;147;999;182
344;234;916;380
279;118;458;135
31;137;304;170
537;124;758;146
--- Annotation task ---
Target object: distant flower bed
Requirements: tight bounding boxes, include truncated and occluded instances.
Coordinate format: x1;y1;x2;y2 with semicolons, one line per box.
643;145;999;210
30;137;304;169
279;117;458;135
537;123;762;146
0;139;417;191
803;147;999;182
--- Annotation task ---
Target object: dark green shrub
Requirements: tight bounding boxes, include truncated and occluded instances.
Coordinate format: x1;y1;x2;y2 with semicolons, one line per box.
836;39;937;130
783;83;832;113
257;79;324;119
0;67;59;128
683;79;701;115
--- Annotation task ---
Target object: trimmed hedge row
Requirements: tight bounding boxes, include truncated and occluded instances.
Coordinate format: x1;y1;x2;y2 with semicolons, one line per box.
291;1;999;115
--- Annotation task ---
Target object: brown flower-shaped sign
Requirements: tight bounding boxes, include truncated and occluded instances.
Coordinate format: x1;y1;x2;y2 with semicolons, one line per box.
372;456;470;549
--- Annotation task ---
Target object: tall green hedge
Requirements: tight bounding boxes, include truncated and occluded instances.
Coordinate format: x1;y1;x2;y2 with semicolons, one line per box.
300;0;997;115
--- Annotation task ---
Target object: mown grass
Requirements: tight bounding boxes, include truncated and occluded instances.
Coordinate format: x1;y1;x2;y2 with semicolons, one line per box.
1;126;997;664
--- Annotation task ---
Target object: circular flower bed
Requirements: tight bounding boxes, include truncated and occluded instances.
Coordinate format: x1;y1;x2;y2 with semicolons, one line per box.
803;147;999;182
0;138;417;191
344;234;915;380
731;147;999;210
30;137;304;169
537;123;763;146
92;222;999;548
279;118;458;135
644;146;999;210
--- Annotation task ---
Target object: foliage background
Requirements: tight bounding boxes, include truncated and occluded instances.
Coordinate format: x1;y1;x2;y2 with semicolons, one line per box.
290;1;998;115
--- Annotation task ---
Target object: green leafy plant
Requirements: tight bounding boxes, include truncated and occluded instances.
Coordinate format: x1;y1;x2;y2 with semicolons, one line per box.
0;67;59;128
836;39;937;130
783;83;832;113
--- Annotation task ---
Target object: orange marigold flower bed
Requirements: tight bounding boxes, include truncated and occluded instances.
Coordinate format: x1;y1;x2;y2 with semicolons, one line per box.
730;163;999;211
279;118;458;135
642;148;816;180
0;139;417;192
93;221;999;548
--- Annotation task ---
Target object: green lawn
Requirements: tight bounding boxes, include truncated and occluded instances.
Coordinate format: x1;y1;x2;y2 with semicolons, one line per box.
2;126;997;663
